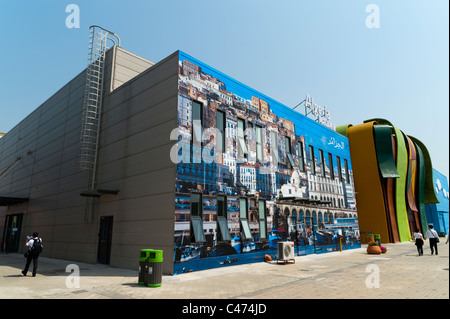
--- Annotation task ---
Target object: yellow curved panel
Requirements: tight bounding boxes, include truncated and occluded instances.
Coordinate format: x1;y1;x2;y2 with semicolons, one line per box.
347;122;390;243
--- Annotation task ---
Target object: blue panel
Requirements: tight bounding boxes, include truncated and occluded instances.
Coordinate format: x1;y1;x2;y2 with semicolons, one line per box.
426;169;449;234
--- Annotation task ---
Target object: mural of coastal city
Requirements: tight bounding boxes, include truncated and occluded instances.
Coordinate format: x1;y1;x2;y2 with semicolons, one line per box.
173;51;359;274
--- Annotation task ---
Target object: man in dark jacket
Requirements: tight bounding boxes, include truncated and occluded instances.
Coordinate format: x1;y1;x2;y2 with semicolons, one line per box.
22;232;43;277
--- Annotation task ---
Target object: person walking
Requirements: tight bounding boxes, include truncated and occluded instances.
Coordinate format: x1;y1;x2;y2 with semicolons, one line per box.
22;232;43;277
413;229;425;256
425;225;439;255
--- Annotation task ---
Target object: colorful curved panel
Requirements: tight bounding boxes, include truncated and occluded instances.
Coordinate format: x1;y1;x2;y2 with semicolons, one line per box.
390;126;411;241
373;125;401;242
364;119;412;241
338;118;438;243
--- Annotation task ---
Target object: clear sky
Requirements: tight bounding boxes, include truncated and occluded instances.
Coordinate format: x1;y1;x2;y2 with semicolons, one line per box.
0;0;448;177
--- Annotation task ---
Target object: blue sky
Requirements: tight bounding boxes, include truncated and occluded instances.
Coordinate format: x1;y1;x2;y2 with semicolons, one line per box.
0;0;448;177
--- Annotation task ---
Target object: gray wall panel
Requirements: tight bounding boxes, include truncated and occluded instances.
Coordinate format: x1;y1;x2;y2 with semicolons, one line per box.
0;48;179;274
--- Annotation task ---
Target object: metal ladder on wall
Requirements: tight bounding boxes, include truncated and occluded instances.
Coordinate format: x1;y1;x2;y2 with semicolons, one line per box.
80;25;120;221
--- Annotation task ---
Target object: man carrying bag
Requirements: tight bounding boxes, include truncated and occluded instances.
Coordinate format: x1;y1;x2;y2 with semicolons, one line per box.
22;232;43;277
425;225;439;256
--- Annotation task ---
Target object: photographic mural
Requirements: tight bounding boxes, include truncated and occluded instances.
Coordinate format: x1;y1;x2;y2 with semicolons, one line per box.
173;52;359;274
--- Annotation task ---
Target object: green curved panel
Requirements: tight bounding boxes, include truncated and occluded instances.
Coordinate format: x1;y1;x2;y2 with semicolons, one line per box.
412;139;428;233
385;135;400;242
364;118;392;126
336;124;353;137
393;127;411;241
373;125;400;178
408;136;439;204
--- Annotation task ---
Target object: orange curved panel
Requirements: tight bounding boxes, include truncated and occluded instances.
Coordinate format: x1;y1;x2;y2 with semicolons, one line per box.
405;135;418;213
384;135;400;243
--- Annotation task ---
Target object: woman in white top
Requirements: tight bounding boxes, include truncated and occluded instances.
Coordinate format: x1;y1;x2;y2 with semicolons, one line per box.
413;229;424;256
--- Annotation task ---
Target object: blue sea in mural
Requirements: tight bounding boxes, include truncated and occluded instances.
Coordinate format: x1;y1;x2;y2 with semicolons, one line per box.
173;242;361;275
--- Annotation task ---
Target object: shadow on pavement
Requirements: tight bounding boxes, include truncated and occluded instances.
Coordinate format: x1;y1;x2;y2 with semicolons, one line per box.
1;253;137;278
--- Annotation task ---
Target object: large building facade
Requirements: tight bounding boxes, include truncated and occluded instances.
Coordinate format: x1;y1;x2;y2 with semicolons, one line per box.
1;43;359;274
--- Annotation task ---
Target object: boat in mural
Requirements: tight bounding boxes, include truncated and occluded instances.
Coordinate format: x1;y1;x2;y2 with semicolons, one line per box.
268;230;281;249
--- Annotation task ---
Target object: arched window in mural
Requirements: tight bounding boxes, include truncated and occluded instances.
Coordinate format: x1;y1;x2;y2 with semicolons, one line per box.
300;210;304;229
306;210;311;229
292;209;297;227
312;211;317;229
249;198;258;223
318;212;323;229
329;213;333;224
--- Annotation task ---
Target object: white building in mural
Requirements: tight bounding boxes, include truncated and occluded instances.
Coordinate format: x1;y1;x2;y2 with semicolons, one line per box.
279;169;307;198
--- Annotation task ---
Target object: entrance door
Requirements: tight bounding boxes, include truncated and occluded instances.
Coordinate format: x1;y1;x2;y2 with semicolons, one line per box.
97;216;113;264
2;214;23;253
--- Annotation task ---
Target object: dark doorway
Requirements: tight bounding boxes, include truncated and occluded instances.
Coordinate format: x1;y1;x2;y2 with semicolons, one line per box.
97;216;113;264
2;214;23;253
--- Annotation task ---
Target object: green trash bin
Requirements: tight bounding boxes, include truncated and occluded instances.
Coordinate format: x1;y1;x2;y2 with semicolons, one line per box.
139;249;151;286
139;249;163;287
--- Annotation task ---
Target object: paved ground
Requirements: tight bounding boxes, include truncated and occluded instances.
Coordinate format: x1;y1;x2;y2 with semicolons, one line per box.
0;242;448;301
